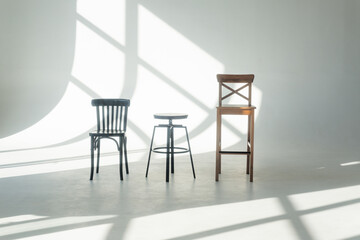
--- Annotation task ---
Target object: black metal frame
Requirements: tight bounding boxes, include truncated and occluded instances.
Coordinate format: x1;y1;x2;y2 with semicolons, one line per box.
146;119;196;182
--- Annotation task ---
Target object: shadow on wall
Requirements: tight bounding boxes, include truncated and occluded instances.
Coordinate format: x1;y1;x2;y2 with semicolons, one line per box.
0;0;76;138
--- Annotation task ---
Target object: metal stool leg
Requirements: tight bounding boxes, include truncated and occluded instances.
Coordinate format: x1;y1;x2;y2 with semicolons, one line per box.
170;126;175;174
166;125;170;182
146;126;156;177
185;127;196;179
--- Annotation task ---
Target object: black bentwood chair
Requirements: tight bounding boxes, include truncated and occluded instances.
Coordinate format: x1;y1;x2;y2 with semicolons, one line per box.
89;99;130;181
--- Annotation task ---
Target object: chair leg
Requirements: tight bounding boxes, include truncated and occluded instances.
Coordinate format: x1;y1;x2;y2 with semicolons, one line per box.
250;111;255;182
185;127;196;179
166;126;170;182
90;136;95;180
96;138;101;173
246;115;250;175
119;136;124;181
124;136;129;174
215;109;221;181
146;126;156;177
170;126;174;174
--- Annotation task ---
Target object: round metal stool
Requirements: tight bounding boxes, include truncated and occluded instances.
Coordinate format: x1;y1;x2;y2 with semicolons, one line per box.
145;113;196;182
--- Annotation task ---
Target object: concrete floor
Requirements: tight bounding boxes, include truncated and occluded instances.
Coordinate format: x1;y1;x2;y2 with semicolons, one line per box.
0;148;360;240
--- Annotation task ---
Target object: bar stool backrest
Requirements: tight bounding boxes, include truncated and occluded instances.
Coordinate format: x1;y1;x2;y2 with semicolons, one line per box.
217;74;254;107
91;99;130;132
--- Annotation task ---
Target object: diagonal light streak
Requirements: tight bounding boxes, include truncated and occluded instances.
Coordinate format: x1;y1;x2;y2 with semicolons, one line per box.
138;58;211;112
279;196;314;240
74;3;245;147
76;13;126;53
139;58;244;140
70;76;101;98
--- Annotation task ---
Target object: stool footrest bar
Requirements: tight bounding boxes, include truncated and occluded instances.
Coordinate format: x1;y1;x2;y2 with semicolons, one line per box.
219;151;250;155
153;146;189;154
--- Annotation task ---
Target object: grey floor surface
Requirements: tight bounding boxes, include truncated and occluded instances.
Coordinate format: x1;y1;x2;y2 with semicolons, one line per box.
0;150;359;240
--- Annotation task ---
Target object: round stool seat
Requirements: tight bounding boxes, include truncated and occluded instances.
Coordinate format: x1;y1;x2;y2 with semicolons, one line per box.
154;113;188;120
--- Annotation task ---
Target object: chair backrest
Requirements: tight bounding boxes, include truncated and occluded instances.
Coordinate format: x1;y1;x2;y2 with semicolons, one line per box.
91;99;130;132
217;74;254;107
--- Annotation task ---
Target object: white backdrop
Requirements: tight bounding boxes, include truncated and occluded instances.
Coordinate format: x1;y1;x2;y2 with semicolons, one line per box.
1;0;359;160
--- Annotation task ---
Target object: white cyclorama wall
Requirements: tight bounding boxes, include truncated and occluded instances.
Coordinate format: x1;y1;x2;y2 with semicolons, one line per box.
0;0;359;158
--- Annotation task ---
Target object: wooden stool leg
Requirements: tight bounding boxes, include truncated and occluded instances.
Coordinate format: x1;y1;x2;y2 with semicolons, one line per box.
250;111;255;182
246;115;250;175
216;109;221;181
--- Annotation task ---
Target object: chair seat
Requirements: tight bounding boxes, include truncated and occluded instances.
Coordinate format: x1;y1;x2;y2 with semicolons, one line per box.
218;104;256;109
89;130;125;136
154;113;188;120
217;105;256;115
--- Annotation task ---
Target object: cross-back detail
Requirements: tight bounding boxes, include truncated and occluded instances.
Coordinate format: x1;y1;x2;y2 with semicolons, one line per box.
221;82;250;101
217;74;254;107
91;99;130;133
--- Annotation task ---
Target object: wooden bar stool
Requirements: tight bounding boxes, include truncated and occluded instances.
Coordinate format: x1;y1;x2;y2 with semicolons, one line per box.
146;113;196;182
216;74;256;182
